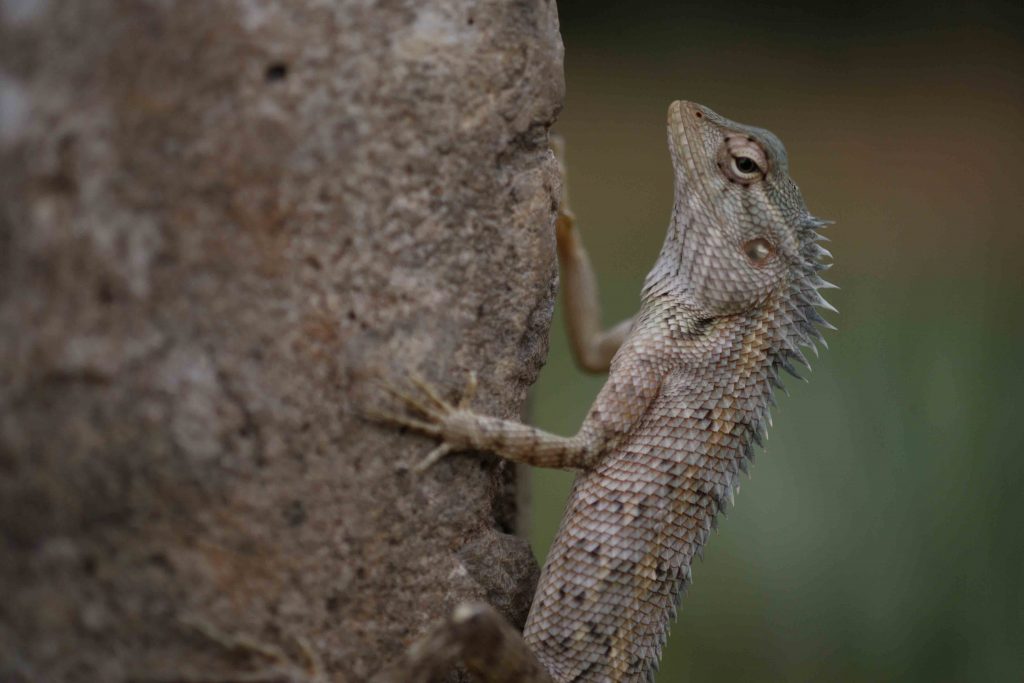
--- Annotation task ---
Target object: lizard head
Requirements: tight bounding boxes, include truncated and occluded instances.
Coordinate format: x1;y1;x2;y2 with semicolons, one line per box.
656;100;832;326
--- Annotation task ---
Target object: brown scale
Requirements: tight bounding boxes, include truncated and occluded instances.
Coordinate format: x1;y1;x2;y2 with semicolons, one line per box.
377;101;835;682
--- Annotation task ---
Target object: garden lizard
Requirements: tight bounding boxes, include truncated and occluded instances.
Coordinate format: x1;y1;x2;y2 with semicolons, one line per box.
375;101;835;682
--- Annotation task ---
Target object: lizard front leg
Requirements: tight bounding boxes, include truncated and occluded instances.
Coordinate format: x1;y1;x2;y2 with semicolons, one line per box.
552;135;634;374
371;351;662;474
372;372;603;472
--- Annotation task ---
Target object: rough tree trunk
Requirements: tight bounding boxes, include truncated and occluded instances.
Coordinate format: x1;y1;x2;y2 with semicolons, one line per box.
0;2;564;681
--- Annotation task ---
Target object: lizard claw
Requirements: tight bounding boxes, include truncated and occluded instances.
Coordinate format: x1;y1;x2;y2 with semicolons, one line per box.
366;370;480;471
362;404;442;438
458;371;478;410
373;377;446;421
408;371;452;414
413;443;454;473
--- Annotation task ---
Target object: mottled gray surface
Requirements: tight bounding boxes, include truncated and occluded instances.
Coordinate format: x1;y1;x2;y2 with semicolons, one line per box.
0;1;563;680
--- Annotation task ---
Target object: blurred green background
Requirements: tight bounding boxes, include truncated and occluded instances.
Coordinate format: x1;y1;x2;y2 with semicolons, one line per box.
527;2;1024;680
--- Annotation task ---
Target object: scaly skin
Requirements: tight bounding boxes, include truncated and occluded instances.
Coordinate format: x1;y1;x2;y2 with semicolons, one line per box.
377;101;834;682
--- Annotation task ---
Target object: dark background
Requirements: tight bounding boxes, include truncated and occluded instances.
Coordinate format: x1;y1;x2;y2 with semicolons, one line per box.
529;1;1024;680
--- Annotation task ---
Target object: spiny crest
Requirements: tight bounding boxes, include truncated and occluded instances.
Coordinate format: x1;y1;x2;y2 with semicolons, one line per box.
769;213;837;391
738;213;835;477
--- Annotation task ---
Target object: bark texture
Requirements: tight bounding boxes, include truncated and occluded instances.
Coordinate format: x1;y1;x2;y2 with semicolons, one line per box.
0;1;563;681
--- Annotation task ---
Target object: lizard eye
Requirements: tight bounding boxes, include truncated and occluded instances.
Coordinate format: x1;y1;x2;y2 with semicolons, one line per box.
743;237;774;264
719;135;768;183
733;156;760;176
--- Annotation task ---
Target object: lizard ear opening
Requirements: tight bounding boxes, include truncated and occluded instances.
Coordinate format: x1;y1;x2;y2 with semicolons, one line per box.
743;237;775;265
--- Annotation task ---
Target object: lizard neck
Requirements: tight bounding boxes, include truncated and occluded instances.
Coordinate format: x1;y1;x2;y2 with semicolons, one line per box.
633;285;804;445
640;207;690;302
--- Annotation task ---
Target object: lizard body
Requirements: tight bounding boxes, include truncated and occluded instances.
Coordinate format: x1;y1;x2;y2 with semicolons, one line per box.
377;101;834;682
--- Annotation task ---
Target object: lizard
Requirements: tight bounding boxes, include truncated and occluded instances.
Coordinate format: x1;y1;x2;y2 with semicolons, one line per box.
373;100;835;682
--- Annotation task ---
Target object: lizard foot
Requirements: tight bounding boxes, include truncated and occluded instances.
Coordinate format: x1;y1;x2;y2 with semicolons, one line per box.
366;370;478;472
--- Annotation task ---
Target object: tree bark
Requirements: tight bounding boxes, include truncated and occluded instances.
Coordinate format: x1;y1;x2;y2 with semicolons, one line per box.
0;1;564;681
